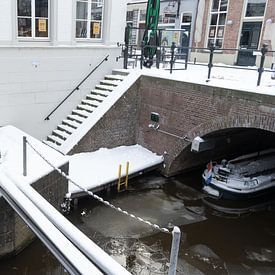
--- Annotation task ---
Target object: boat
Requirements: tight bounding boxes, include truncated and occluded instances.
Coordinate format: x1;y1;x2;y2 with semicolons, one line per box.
202;150;275;200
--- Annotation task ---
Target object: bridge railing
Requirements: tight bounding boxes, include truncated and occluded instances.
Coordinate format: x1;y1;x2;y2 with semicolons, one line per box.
119;26;275;87
21;136;181;275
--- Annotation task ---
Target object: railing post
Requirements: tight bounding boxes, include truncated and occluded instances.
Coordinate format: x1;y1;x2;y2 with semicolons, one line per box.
207;42;215;81
123;26;130;70
170;42;176;74
23;136;27;176
168;226;181;275
156;47;161;69
185;47;189;70
257;43;268;86
140;41;145;70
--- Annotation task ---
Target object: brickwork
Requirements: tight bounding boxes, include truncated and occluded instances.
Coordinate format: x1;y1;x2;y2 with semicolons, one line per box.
194;0;275;62
0;163;68;258
137;75;275;176
69;81;141;154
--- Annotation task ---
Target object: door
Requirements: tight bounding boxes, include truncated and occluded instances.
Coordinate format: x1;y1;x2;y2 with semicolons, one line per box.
237;22;262;66
179;25;191;59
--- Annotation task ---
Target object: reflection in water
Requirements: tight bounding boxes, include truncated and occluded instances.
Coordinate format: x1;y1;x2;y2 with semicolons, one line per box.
1;171;275;274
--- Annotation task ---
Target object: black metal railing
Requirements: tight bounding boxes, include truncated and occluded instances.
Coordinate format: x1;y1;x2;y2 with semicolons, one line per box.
119;26;275;87
44;54;109;121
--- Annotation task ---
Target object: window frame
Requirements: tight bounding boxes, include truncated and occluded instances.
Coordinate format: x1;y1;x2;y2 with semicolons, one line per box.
17;0;50;40
206;0;229;49
244;0;267;19
75;0;104;41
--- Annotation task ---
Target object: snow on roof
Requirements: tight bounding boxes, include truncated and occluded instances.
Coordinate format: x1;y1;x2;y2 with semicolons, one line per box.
68;144;163;194
137;63;275;96
0;125;68;186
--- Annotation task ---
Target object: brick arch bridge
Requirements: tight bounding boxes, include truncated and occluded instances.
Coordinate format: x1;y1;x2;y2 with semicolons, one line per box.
69;74;275;177
136;75;275;176
167;114;275;176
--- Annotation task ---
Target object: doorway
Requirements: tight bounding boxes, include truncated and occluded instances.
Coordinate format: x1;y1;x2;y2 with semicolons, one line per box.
237;22;262;66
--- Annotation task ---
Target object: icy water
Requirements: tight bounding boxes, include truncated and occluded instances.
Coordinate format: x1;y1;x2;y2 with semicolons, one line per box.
1;171;275;274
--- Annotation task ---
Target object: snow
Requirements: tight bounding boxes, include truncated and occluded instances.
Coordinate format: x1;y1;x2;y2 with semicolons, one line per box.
68;144;164;194
137;63;275;96
0;125;68;187
59;71;141;155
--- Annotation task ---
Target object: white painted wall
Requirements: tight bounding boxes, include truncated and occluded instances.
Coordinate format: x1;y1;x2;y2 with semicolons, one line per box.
0;0;13;43
0;0;126;139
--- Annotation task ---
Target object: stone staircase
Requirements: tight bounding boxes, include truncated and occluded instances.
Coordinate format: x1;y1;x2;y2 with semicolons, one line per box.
44;69;130;153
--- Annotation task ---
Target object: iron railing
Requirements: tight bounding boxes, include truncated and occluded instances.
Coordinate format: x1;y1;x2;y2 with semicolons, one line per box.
120;26;275;86
44;55;109;121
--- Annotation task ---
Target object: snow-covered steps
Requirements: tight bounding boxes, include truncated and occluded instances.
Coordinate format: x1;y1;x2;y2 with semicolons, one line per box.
100;79;121;86
104;74;125;81
95;84;115;91
44;69;132;153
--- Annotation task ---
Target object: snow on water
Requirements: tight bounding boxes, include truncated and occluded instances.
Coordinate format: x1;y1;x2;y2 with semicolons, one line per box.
0;125;68;186
68;144;163;194
134;63;275;96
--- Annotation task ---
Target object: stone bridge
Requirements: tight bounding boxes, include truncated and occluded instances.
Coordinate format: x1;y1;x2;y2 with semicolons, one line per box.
70;74;275;177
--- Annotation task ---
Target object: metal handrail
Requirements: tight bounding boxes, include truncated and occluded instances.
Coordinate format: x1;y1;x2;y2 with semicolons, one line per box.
44;54;109;121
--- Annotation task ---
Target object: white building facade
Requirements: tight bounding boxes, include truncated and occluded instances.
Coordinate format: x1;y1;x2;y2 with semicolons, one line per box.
0;0;127;139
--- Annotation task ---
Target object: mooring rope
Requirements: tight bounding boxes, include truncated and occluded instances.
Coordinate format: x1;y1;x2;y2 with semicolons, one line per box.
26;140;171;234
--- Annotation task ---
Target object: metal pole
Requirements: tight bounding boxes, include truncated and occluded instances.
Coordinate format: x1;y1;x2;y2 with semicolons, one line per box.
170;42;176;74
23;136;27;176
168;226;181;275
156;48;160;69
207;42;215;81
257;43;268;86
140;41;145;69
123;26;130;69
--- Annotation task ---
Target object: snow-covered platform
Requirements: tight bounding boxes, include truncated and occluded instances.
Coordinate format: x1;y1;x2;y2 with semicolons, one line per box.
0;125;68;186
68;145;164;198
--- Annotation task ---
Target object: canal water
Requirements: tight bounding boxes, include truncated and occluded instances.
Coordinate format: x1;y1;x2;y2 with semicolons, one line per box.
1;171;275;274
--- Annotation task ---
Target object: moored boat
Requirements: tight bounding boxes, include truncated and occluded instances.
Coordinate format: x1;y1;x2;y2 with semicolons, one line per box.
202;150;275;200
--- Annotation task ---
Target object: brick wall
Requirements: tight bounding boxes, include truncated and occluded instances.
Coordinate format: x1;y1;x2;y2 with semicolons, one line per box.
69;81;141;154
137;75;275;176
0;163;68;258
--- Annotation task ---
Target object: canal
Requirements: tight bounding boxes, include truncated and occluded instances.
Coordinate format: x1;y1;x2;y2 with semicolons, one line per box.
1;170;275;274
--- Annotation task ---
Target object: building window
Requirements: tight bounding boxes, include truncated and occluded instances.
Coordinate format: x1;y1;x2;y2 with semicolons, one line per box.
139;10;146;22
207;0;228;48
17;0;49;38
245;0;266;17
76;0;104;39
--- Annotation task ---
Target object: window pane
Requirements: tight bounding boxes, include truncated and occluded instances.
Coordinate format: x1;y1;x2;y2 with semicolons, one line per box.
18;18;32;37
207;38;215;48
35;18;48;37
76;21;87;38
215;39;223;48
17;0;31;16
220;0;228;11
182;14;192;23
35;0;48;17
217;26;224;37
246;0;266;17
209;26;216;37
126;11;133;22
210;14;218;25
76;2;88;20
218;13;226;25
90;21;101;38
91;3;102;20
211;0;219;12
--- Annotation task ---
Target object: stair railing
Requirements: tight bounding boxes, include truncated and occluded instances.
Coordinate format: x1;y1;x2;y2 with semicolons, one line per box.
44;54;109;121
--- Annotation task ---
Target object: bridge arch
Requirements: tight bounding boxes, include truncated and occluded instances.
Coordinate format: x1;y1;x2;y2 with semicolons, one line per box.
166;114;275;176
